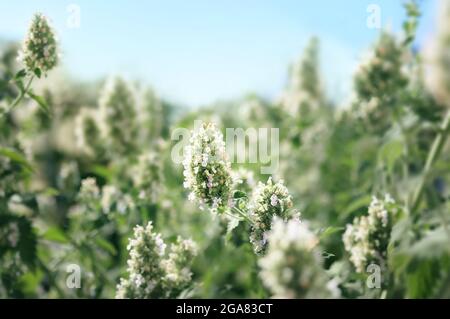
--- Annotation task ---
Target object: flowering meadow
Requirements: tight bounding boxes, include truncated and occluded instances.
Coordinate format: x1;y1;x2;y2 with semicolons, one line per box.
1;1;450;299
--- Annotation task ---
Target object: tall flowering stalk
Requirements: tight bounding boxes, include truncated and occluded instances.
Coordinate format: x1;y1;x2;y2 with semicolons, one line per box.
259;218;338;298
18;13;58;77
6;13;58;113
116;222;197;299
353;32;408;130
343;195;397;273
249;177;295;255
182;122;233;214
130;152;164;203
182;122;302;255
74;107;104;157
99;76;138;155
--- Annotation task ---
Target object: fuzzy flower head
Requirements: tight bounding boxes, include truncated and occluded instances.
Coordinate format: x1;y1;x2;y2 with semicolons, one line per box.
18;13;58;76
161;237;198;292
116;222;197;299
99;76;138;155
78;177;100;204
74;108;103;156
343;194;397;273
353;32;408;126
182;122;233;214
130;152;163;203
249;177;295;254
259;218;337;298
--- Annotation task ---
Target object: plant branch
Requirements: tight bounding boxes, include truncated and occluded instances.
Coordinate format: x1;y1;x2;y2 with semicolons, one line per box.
4;75;34;115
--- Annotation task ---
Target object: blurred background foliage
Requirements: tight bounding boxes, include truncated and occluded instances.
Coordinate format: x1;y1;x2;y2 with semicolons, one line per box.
1;0;450;298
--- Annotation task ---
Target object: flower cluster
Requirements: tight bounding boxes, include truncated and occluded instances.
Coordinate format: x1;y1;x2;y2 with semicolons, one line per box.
343;195;396;273
130;152;163;203
183;122;233;213
99;76;138;155
74;108;104;157
279;37;323;116
0;222;19;248
17;13;58;76
77;178;134;217
78;177;100;206
353;32;408;125
259;218;337;298
160;236;198;292
116;222;197;299
249;177;295;254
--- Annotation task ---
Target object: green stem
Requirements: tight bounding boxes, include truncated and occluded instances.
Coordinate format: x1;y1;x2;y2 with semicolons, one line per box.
410;110;450;215
5;75;34;114
231;206;252;223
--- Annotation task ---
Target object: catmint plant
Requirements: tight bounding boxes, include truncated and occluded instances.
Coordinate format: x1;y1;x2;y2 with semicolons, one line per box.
129;152;164;203
249;177;296;255
4;13;59;114
74;107;104;157
259;218;338;298
116;221;197;299
182;122;233;214
17;13;58;77
353;32;408;130
343;195;397;273
99;76;138;155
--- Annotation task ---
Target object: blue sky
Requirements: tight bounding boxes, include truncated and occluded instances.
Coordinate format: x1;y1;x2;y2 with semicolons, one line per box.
0;0;439;107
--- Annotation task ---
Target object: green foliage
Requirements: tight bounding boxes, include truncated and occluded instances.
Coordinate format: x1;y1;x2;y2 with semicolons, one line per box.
1;3;450;299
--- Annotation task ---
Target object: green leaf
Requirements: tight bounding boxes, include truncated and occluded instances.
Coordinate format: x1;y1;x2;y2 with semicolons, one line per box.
319;226;344;240
34;68;42;78
89;165;113;181
0;147;34;173
379;139;404;175
340;195;372;220
224;216;241;243
95;237;117;255
233;190;247;199
42;227;70;244
41;187;60;197
27;91;51;114
14;69;27;80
